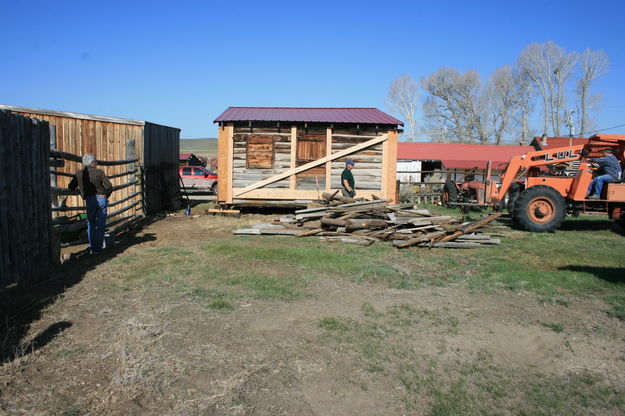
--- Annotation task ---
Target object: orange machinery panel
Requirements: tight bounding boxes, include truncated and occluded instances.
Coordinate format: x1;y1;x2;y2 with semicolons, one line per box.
607;184;625;202
526;177;574;197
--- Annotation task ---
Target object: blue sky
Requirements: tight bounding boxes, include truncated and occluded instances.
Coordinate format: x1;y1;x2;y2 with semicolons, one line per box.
1;0;624;139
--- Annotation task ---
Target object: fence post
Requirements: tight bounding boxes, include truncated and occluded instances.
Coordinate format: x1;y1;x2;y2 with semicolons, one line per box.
126;139;140;217
49;125;61;263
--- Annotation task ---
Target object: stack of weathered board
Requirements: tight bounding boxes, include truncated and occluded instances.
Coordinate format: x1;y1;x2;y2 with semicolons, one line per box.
233;192;503;248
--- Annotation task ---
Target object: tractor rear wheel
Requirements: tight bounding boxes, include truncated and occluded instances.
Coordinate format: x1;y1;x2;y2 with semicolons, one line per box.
442;181;458;207
513;185;566;232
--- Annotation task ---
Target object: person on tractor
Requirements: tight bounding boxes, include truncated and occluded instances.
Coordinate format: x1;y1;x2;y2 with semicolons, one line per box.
586;149;622;199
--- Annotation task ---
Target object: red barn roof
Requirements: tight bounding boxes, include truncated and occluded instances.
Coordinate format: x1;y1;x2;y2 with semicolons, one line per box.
398;142;534;170
529;136;590;150
214;107;403;125
179;153;193;160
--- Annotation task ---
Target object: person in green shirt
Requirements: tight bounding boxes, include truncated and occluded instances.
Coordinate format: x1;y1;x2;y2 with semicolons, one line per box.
341;160;356;197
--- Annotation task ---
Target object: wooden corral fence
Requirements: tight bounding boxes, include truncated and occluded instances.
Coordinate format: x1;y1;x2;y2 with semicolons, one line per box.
49;146;144;248
0;110;53;285
143;122;181;215
0;107;181;285
0;105;181;216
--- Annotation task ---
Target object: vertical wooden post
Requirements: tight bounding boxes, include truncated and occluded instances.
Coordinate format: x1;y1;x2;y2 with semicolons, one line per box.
226;123;234;204
382;136;388;198
484;160;492;203
218;122;234;204
49;125;60;263
290;125;297;190
126;139;139;216
382;129;398;203
217;123;227;203
49;125;59;215
325;127;332;192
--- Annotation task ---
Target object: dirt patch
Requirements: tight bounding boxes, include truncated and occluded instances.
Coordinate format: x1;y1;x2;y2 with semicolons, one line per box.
1;214;624;415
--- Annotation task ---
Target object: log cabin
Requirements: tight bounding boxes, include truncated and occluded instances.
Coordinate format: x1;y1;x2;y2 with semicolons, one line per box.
214;107;403;207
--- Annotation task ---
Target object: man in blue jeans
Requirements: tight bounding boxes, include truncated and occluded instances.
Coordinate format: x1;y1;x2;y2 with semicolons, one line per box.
586;149;622;199
69;154;113;253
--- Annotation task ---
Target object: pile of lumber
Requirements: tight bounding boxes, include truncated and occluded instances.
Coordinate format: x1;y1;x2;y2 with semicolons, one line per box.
233;192;503;248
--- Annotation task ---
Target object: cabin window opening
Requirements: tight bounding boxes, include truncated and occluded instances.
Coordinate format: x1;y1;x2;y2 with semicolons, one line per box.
247;135;275;169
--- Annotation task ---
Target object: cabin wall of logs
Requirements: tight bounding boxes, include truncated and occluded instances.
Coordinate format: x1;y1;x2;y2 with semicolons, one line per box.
218;121;398;206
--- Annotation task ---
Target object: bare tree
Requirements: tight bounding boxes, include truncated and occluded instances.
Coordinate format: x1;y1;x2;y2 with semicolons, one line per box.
514;70;534;144
386;75;419;141
518;43;550;135
484;66;528;144
577;49;609;136
552;51;577;136
518;41;576;136
421;68;487;143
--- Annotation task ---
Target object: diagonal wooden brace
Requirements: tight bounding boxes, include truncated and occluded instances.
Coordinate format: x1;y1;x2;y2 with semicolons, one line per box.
234;134;388;197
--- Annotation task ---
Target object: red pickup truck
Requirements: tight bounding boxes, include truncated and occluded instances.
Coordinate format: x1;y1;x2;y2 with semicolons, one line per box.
179;166;218;194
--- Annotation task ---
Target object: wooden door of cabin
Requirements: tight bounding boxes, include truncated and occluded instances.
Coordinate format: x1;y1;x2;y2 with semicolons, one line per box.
296;133;326;187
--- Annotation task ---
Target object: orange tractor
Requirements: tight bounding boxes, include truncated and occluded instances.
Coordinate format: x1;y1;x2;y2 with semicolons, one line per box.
446;134;625;232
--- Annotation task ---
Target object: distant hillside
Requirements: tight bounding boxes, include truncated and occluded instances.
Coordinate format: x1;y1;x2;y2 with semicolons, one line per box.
180;138;217;159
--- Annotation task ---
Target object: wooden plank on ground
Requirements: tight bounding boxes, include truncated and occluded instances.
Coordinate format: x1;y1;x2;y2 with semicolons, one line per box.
393;231;446;248
206;209;240;217
295;228;323;237
232;228;262;235
437;212;503;243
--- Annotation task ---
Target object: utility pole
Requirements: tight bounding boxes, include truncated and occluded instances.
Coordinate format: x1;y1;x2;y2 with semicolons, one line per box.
565;110;575;146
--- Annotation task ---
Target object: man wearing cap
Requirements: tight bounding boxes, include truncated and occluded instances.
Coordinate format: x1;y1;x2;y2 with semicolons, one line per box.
586;149;622;199
68;154;113;254
341;160;356;198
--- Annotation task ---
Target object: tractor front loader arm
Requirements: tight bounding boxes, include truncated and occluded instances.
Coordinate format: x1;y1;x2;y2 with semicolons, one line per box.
489;144;586;203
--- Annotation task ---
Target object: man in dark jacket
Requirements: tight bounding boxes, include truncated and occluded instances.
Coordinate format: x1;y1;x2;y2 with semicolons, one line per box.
68;154;113;253
586;149;622;199
341;160;356;197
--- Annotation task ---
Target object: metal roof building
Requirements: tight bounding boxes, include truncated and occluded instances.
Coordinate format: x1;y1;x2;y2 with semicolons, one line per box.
214;107;403;206
398;142;534;170
214;107;404;125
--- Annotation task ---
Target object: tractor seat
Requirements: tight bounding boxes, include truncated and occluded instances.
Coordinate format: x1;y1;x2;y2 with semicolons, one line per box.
606;172;625;184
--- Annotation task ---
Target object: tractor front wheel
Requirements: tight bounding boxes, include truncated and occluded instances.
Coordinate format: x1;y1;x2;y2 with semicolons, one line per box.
513;185;566;232
506;182;524;220
442;181;458;207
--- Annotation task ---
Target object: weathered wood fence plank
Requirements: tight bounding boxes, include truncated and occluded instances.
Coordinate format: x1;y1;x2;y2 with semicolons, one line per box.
0;110;52;285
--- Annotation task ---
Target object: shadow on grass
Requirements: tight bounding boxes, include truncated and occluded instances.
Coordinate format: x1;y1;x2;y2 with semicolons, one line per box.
559;218;625;234
558;265;625;284
0;220;158;364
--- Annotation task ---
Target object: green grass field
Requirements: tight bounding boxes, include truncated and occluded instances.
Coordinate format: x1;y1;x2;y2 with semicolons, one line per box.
99;211;625;415
8;209;625;415
180;138;217;160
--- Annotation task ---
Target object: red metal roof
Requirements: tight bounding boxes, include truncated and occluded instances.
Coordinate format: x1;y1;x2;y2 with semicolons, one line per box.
179;153;193;160
214;107;403;125
529;136;589;150
398;142;534;170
